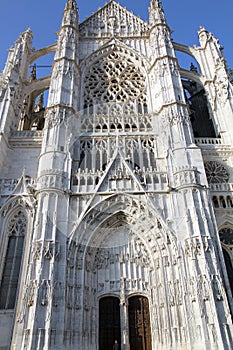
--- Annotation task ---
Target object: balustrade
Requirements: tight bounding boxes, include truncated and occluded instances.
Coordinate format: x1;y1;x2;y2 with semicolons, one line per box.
195;137;222;145
72;169;168;193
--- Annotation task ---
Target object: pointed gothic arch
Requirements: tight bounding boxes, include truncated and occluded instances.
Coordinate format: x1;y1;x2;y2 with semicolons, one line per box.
66;194;189;349
0;205;29;310
182;78;216;138
222;248;233;294
69;193;179;259
0;196;34;310
219;227;233;298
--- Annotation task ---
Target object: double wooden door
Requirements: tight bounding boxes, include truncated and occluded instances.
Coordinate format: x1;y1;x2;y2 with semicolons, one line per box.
99;296;152;350
128;296;152;350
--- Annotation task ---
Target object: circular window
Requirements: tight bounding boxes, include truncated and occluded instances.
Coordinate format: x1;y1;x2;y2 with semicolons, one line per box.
204;161;229;184
83;49;147;110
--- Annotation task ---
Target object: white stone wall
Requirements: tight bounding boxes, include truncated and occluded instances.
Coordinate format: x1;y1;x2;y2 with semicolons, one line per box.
0;1;233;349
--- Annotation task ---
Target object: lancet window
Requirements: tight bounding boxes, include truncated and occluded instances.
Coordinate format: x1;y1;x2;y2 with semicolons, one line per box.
219;228;233;298
0;209;27;309
78;137;156;172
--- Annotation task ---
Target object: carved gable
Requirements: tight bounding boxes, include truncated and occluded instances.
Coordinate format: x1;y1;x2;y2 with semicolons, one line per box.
79;1;149;38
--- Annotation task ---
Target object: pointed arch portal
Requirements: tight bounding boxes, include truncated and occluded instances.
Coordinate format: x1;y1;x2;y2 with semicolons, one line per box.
68;193;179;350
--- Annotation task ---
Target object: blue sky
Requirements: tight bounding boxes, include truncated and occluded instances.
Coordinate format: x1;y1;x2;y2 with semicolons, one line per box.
0;0;232;71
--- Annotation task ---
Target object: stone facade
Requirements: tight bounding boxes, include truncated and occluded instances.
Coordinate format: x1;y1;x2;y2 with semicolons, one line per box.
0;1;233;349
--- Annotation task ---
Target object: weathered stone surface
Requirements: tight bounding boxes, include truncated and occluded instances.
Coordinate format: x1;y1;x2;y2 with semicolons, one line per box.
0;1;233;349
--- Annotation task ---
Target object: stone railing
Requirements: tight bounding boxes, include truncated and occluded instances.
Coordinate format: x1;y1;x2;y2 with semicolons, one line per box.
10;130;43;138
210;183;233;192
71;169;168;193
195;138;223;146
81;113;153;133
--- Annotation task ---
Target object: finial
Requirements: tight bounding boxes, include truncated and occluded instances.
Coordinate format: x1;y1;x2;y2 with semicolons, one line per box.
29;64;37;81
190;63;198;73
34;93;44;112
198;26;208;34
149;0;166;26
62;0;78;28
198;26;209;46
22;166;26;178
65;0;77;11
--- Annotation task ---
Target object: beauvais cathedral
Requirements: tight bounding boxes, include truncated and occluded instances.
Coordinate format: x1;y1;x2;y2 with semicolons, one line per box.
1;0;233;349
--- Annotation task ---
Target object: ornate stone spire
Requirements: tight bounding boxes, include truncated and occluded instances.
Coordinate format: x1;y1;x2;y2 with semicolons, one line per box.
62;0;78;27
149;0;166;26
65;0;77;10
54;0;79;62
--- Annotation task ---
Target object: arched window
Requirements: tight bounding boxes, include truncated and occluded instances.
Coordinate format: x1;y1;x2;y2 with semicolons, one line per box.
227;196;233;208
220;196;226;208
0;209;27;309
213;196;219;208
222;248;233;293
219;228;233;300
182;79;216;138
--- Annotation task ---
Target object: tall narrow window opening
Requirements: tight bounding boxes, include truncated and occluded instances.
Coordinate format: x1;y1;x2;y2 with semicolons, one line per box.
0;209;27;310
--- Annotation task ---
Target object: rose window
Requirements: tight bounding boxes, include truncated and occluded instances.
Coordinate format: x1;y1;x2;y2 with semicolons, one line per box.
204;161;229;184
83;50;147;113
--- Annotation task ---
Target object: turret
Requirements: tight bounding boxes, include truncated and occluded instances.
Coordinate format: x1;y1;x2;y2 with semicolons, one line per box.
2;28;33;84
195;27;233;144
0;28;33;167
149;0;166;26
11;1;79;349
47;0;79;110
62;0;78;27
148;0;209;218
0;28;33;131
148;1;194;149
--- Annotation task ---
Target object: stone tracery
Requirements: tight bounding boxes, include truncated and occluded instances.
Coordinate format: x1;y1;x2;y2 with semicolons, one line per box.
65;196;187;349
0;208;27;310
83;49;147;114
79;1;149;39
204;161;229;184
78;136;158;172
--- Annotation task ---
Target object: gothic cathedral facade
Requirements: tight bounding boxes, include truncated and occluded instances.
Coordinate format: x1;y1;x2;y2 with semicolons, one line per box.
0;1;233;349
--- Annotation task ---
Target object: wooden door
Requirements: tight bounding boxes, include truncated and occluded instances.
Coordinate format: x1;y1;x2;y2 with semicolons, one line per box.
128;296;152;350
99;296;121;350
